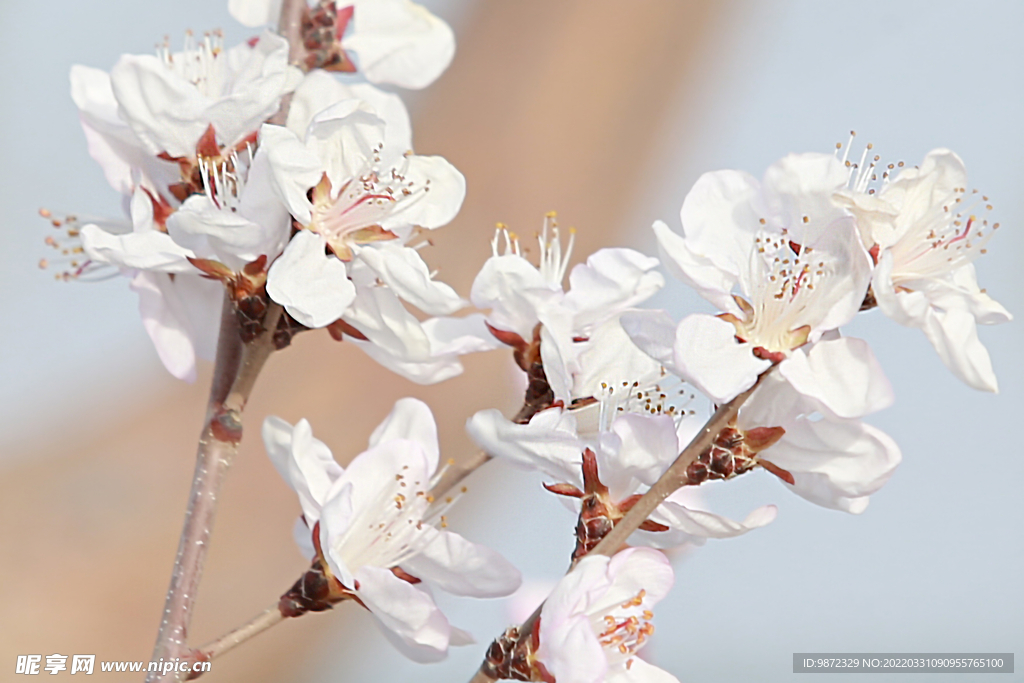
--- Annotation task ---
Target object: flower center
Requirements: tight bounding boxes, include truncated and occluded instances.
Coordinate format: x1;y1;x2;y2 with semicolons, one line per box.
725;232;824;353
327;462;457;584
592;589;656;666
491;212;575;289
889;192;997;282
159;30;225;99
38;209;120;282
576;373;695;434
307;157;425;260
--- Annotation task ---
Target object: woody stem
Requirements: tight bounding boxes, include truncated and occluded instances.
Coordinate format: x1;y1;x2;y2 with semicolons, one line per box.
145;302;281;683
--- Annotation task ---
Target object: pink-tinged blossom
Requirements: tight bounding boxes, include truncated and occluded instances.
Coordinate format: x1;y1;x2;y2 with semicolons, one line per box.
835;148;1011;392
470;218;664;401
624;153;892;419
536;547;678;683
228;0;454;89
259;83;478;383
262;398;522;662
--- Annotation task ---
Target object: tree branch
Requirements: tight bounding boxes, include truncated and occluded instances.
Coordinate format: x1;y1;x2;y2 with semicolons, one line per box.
471;368;773;681
145;303;281;683
196;606;286;664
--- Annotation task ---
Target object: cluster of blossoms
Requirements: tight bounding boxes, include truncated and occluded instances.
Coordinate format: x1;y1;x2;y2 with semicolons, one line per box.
50;0;1009;679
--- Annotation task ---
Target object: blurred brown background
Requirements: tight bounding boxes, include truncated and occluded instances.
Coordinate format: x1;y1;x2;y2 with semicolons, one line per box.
0;2;717;679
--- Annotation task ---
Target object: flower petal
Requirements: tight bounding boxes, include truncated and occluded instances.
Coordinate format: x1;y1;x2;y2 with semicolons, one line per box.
672;314;770;404
403;527;522;598
346;0;456;89
354;564;452;662
355;243;465;315
562;248;664;330
921;305;1000;392
368;397;440;472
762;418;902;513
258;123;323;225
287;69;412;159
267;230;355;328
779;337;894;419
607;657;680;683
261;416;342;524
466;408;582;485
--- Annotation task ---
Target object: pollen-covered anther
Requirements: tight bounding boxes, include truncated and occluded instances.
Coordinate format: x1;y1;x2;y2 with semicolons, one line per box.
37;208;112;282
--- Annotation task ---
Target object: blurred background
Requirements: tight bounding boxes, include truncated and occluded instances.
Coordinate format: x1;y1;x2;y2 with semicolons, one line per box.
1;0;1021;681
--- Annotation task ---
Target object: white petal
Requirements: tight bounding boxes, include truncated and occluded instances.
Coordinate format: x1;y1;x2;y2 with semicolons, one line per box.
354;564;452;662
382;154;466;230
648;500;776;541
267;230;355;328
673;314;770;404
81;224;195;272
573;317;664;401
678;169;761;285
652;220;738;313
466;408;582;485
342;284;432;359
921;305;1000;392
619;309;679;370
346;0;456;89
355;243;465;315
761;152;850;233
421;314;501;356
258;123;323;225
536;614;606;683
292;516;316;561
610;413;679;487
368;397;440;472
70;65;165;195
304;99;386;187
261;416;342;524
166;195;278;269
562;248;664;330
763;418;902;513
336;438;432;518
128;271;219;382
318;481;357;586
403;527;522;598
779;337;894;419
287;70;412;156
598;547;674;609
349;338;466;384
470;255;556;341
539;321;575;403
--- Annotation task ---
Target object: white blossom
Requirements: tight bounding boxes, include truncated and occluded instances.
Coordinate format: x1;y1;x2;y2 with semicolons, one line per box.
263;398;522;662
836;148;1011;392
536;547;678;683
625;153;892;419
471;218;664;401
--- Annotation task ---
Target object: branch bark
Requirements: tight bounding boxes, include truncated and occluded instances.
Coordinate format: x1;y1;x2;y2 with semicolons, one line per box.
145;303;281;682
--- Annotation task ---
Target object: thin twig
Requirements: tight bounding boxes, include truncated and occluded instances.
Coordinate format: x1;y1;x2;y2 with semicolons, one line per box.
197;607;286;663
430;450;491;501
470;368;774;681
